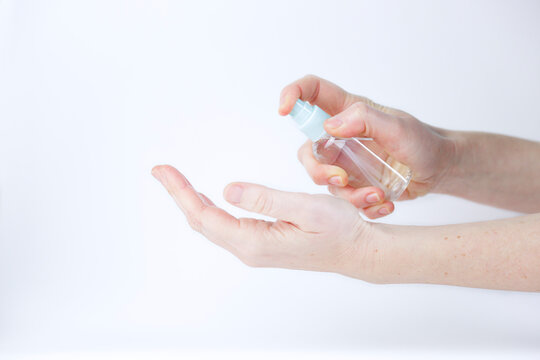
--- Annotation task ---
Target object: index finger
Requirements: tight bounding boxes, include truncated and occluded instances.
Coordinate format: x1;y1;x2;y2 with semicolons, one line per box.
278;75;355;116
152;165;259;255
297;140;348;186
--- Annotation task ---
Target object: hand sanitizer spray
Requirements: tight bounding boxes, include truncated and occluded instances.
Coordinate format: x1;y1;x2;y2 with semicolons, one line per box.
289;99;412;201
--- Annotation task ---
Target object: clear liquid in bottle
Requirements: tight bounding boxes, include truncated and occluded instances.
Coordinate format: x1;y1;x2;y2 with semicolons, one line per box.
288;99;412;201
313;136;411;201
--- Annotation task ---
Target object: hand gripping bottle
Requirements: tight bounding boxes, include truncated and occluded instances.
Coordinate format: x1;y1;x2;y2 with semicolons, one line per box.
289;99;412;201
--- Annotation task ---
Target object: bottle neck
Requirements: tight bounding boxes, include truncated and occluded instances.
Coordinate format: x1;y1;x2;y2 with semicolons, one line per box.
289;99;330;142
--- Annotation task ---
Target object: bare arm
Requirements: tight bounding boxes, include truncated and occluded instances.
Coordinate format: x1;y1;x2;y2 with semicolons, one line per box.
151;77;540;292
366;213;540;291
280;75;540;216
153;165;540;292
436;131;540;213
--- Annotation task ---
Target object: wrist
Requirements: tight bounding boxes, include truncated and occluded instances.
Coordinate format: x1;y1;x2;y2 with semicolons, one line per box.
432;130;468;195
339;221;411;284
345;222;440;285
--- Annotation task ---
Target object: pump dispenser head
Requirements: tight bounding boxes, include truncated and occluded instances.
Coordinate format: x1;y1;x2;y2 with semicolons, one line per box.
289;99;330;141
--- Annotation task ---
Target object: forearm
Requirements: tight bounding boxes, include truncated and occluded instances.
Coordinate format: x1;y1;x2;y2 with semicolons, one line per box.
362;213;540;291
436;131;540;212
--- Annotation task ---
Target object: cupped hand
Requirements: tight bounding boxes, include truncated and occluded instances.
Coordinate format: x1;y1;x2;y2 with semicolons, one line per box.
279;75;457;219
151;165;377;279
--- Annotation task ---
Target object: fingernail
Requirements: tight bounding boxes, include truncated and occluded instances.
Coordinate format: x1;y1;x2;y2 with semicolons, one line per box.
378;207;390;215
328;176;343;186
225;185;244;204
278;94;291;114
325;118;342;128
197;192;213;206
152;169;167;186
151;168;161;181
366;192;380;204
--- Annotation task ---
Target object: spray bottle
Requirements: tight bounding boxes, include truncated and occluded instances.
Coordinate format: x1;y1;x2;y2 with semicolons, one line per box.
289;99;411;201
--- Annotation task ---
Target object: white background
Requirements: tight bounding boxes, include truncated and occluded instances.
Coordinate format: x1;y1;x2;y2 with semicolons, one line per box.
1;0;540;358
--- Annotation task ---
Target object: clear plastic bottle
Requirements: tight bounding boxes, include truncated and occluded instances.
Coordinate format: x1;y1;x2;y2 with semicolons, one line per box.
289;99;412;201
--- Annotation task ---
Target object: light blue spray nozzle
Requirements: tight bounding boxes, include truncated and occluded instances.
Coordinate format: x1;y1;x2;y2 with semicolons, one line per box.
289;99;330;142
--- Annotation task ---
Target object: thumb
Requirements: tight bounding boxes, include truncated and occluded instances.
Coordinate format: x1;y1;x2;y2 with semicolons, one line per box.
323;102;405;146
223;182;315;228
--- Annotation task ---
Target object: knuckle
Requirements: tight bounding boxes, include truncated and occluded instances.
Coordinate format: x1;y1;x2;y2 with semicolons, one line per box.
185;212;202;232
252;192;274;215
303;73;318;81
352;101;369;118
394;116;409;135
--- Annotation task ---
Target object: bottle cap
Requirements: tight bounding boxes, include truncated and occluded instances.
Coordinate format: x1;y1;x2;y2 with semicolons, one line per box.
289;99;330;141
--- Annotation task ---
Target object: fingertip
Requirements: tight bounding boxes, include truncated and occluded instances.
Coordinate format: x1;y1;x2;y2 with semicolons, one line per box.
152;165;173;186
152;164;175;176
362;211;380;220
151;165;163;180
223;182;244;204
278;93;296;116
278;103;288;116
323;121;351;138
223;183;234;200
154;165;192;190
324;164;348;187
365;187;385;204
378;202;394;215
363;201;394;219
328;173;348;187
343;187;382;208
327;185;356;202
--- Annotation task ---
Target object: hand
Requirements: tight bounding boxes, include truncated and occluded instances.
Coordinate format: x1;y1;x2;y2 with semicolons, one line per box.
151;165;377;279
279;75;458;219
151;166;540;291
